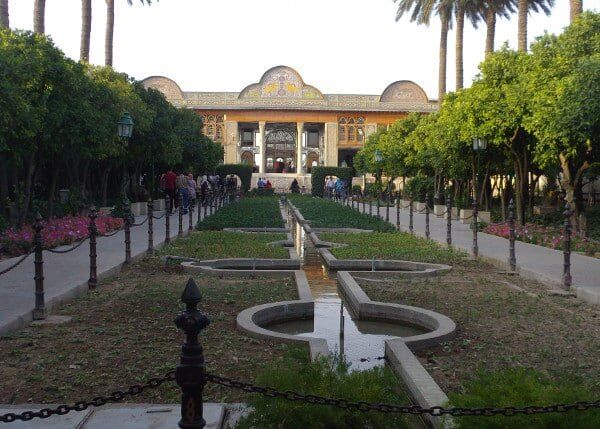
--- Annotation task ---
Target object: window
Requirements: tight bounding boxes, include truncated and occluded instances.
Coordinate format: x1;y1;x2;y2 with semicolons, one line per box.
338;117;365;144
201;114;225;142
307;131;319;148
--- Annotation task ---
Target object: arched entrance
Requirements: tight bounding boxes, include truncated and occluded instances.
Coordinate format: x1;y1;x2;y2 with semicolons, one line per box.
265;129;296;173
240;150;254;166
306;152;319;173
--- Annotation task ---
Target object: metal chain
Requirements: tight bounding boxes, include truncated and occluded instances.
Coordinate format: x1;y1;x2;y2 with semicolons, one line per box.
0;251;34;276
131;216;149;227
205;373;600;418
0;370;175;423
152;212;166;220
47;237;89;253
98;229;122;238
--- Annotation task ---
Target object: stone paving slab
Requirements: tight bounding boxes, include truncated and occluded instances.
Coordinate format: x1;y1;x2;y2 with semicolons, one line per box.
0;403;225;428
0;209;204;336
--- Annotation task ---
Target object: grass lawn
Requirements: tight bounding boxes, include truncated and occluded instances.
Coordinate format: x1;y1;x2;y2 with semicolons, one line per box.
360;260;600;426
289;196;395;231
320;232;465;264
160;230;289;259
199;196;284;230
0;258;303;404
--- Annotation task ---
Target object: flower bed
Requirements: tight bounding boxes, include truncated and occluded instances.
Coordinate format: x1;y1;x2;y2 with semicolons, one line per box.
484;222;600;258
0;214;123;258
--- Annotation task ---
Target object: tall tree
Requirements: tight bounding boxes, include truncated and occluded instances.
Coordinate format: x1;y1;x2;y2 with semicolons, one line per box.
80;0;91;62
517;0;554;52
570;0;582;23
484;0;515;55
105;0;153;67
394;0;454;102
455;0;481;89
33;0;45;33
0;0;8;28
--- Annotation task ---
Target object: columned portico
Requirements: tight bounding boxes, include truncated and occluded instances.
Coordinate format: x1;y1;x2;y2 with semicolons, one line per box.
258;121;266;174
296;122;304;174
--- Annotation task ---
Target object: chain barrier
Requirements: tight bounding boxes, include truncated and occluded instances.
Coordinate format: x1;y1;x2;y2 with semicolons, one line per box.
131;216;149;227
0;251;34;276
46;237;89;253
98;229;122;238
205;373;600;418
0;370;175;423
152;212;166;220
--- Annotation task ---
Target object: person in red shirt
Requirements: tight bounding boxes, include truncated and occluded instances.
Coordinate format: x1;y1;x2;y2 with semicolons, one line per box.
164;170;177;213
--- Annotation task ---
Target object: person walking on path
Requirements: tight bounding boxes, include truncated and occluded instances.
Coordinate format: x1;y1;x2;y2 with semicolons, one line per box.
187;173;197;208
164;169;177;213
176;172;189;214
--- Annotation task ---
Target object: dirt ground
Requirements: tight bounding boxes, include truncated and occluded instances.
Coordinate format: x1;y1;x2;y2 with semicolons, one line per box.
361;259;600;395
0;258;303;404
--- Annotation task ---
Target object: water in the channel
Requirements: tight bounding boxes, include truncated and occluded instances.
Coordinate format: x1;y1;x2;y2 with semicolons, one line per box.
267;218;424;371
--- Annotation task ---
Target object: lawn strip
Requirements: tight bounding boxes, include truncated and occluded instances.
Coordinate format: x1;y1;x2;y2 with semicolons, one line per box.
320;232;465;264
0;258;303;404
360;261;600;397
160;230;289;260
289;195;395;231
199;196;284;230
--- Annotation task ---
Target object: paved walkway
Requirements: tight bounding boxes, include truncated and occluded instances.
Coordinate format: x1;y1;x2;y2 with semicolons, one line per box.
0;403;233;428
353;201;600;303
0;206;214;335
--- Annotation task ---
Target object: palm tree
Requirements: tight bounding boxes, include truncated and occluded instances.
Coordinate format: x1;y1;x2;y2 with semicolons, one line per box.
80;0;92;62
33;0;45;33
517;0;554;52
105;0;153;67
570;0;582;22
395;0;453;102
455;0;481;90
483;0;515;55
0;0;8;28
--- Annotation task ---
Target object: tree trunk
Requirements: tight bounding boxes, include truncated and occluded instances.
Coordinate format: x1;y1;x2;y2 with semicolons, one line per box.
455;4;465;90
33;0;45;34
485;7;496;55
0;0;8;28
570;0;583;23
101;166;110;206
438;10;449;103
80;0;92;62
105;0;114;66
47;164;59;218
20;154;36;223
518;0;528;52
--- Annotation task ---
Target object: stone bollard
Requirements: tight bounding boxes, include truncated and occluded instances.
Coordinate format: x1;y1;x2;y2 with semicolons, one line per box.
425;193;430;239
396;192;400;229
563;202;573;290
88;207;98;289
124;216;132;264
409;199;414;234
178;193;184;238
148;199;154;254
165;195;171;245
472;199;479;257
175;278;210;429
508;199;516;271
33;214;46;320
446;196;452;247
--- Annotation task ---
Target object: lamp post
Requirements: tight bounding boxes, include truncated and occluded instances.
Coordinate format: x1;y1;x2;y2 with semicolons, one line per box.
118;113;134;198
471;138;487;258
358;128;366;194
374;149;384;216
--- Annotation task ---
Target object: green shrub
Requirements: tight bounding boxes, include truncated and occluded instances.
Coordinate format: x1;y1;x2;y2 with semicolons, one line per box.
198;196;283;229
248;188;275;197
215;164;253;193
450;368;600;428
404;174;434;202
0;214;7;233
237;356;409;429
311;167;354;198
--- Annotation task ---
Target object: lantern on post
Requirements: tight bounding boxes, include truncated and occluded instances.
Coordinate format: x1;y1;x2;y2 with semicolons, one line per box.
117;112;134;139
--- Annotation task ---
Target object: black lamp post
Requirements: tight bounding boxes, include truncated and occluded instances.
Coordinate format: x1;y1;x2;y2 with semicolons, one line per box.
374;149;384;206
118;113;134;199
472;137;487;203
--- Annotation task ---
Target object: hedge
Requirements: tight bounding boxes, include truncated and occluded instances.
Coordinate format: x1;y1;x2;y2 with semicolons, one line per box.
215;164;253;192
310;167;354;197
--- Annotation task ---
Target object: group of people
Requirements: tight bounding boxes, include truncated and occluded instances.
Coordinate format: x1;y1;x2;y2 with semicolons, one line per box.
160;171;239;214
324;176;348;200
256;177;273;189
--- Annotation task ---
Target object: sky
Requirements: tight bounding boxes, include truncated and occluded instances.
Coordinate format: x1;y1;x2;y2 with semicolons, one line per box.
8;0;594;99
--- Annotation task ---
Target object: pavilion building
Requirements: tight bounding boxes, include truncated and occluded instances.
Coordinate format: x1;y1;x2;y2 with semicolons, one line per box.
142;66;436;189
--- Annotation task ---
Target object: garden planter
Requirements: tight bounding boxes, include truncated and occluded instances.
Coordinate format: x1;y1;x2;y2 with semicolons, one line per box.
153;198;165;211
401;200;411;210
433;205;445;217
130;202;147;216
460;209;473;224
445;207;459;220
478;211;491;224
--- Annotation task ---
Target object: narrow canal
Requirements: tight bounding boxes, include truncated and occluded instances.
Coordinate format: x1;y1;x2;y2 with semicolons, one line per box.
268;215;423;371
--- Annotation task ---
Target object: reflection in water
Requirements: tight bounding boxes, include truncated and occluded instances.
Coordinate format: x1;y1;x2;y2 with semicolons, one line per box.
268;214;424;371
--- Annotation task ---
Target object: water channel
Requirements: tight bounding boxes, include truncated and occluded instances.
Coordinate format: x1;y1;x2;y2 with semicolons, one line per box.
267;217;425;371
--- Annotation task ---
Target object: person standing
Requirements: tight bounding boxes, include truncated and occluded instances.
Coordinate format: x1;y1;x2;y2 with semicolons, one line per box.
187;173;197;208
176;172;189;214
164;169;177;213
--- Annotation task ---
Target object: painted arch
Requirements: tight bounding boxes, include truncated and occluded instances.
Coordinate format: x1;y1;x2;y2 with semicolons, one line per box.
238;66;325;100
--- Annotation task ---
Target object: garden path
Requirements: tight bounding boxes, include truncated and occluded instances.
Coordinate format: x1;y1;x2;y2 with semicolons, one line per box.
0;208;202;335
361;202;600;303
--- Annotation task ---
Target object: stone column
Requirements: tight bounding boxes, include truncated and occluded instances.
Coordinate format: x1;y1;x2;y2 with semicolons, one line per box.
296;122;304;174
259;121;266;174
224;121;238;164
324;122;338;167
